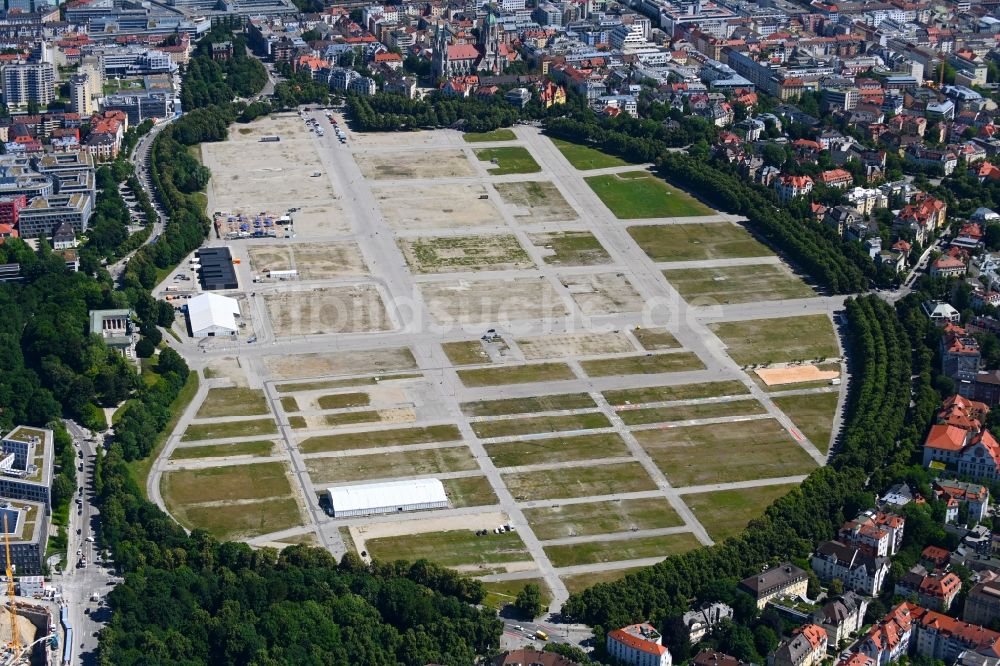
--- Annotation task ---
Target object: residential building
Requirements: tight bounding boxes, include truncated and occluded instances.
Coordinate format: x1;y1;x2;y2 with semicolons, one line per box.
694;651;748;666
940;324;982;399
740;563;809;609
918;572;963;612
820;168;854;189
933;479;989;524
923;423;1000;483
607;623;672;666
1;62;53;108
775;175;814;202
493;650;581;666
858;601;916;666
812;593;869;646
839;510;905;557
930;255;967;278
963;572;1000;627
683;603;734;643
909;604;1000;662
769;624;827;666
811;541;889;596
894;194;947;244
923;302;961;327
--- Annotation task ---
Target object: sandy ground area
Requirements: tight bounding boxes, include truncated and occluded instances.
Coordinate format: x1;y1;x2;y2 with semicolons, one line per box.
494;181;579;223
420;278;569;325
264;348;417;380
756;365;841;386
204;357;249;386
248;242;369;279
263;285;392;336
399;234;534;274
374;183;506;231
349;510;510;555
516;331;636;359
356;150;476;180
560;273;646;315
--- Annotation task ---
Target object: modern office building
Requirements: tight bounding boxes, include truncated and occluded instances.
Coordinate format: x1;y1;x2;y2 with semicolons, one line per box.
16;193;92;238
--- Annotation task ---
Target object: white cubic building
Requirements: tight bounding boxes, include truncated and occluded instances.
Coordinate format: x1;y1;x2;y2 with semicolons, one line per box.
186;293;239;338
326;478;449;517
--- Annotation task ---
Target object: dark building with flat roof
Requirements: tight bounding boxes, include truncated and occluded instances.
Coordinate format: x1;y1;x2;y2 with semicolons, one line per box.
197;247;238;291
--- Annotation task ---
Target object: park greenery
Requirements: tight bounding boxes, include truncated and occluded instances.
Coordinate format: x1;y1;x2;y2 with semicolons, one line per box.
180;26;267;111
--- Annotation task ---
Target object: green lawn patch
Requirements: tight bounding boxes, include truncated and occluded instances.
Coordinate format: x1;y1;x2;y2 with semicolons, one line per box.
545;532;701;567
299;424;462;454
710;315;839;365
503;461;656;501
604;380;749;406
127;372;199;499
316;392;371;409
618;398;766;426
162;461;291;505
581;353;704;377
684;483;799;542
472;412;611;439
464;129;516;142
324;410;382;427
442;341;489;366
493;181;578;222
562;567;644;593
366;529;531;568
288;416;307;429
528;231;612;266
483;578;551;612
305;446;477;484
458;363;575;386
773;392;839;453
181;418;277;442
550;137;634;170
195;387;269;418
170;440;274;460
633;327;679;350
586;172;714;219
178;497;302;540
486;432;630;468
280;396;299;412
634;418;816;487
663;264;814;305
461;393;596;417
525;498;683;541
628;223;771;262
475;147;541;175
442;475;500;508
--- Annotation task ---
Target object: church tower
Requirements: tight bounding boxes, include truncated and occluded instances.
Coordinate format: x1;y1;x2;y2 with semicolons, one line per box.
478;7;504;73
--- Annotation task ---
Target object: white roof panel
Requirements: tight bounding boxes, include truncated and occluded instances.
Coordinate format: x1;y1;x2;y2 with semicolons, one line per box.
327;478;447;512
187;292;239;333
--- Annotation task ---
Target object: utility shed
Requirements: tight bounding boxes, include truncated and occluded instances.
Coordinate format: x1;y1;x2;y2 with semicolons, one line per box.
326;478;448;517
186;293;239;337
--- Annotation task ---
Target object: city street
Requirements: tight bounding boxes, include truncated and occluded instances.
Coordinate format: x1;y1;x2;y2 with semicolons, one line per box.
60;421;115;664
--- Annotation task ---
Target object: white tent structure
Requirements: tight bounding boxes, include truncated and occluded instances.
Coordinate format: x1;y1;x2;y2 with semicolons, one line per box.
326;478;449;517
186;293;240;338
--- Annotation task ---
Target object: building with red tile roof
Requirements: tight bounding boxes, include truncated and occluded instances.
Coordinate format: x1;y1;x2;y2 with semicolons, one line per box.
607;623;671;666
937;395;989;431
933;479;990;524
775;174;814;202
918;572;963;611
772;624;828;666
839;510;905;557
820;168;854;188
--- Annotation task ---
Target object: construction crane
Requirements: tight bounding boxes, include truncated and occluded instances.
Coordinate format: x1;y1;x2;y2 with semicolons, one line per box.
3;514;18;659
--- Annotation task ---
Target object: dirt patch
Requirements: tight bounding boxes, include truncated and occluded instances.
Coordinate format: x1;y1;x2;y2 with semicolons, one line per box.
494;181;577;222
399;234;534;273
203;357;248;386
756;365;841;386
374;183;505;231
516;331;635;359
356;150;476;180
200;114;349;237
263;285;392;336
248;242;368;279
421;278;569;325
560;272;645;315
263;347;416;380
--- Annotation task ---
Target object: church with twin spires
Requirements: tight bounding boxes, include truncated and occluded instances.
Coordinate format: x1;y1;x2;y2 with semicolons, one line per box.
432;8;513;78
